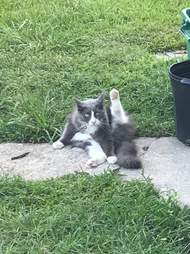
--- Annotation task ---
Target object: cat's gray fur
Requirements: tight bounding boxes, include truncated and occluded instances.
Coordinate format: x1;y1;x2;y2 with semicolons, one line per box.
53;90;141;169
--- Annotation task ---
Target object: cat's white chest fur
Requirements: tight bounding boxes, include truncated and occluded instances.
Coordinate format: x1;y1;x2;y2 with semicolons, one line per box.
85;125;98;135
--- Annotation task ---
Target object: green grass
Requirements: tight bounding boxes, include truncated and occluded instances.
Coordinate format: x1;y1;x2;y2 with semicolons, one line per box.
1;3;190;253
0;0;189;142
0;173;190;253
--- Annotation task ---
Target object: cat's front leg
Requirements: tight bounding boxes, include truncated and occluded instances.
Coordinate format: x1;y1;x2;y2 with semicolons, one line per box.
98;134;117;165
53;140;65;149
53;122;77;150
86;140;107;167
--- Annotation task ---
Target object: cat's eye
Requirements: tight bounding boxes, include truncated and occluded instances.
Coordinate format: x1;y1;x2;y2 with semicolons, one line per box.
84;113;90;118
95;112;100;117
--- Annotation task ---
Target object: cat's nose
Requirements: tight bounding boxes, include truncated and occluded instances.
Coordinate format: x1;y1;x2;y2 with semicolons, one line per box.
90;119;96;125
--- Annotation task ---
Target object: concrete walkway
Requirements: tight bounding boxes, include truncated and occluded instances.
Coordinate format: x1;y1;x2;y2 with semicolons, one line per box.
0;137;190;206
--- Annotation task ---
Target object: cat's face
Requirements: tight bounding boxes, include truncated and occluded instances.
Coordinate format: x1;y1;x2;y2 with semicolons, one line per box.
75;94;107;130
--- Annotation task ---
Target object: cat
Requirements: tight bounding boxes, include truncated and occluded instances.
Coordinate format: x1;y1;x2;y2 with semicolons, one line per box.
53;89;142;169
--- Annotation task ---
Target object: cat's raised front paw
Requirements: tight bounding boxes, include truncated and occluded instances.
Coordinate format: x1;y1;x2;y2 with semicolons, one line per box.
52;140;64;150
107;156;117;164
110;89;120;100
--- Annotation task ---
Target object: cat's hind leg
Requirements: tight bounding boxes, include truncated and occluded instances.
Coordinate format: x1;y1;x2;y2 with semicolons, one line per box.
109;89;129;126
109;89;141;169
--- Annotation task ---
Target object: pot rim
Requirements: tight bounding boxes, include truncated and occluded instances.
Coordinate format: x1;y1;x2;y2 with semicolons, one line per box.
169;60;190;81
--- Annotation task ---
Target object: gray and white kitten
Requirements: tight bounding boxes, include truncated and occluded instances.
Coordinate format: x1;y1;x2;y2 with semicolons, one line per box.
53;89;141;168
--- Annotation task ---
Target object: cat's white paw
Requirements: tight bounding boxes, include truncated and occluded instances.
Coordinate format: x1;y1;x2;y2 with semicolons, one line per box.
86;156;106;168
52;140;64;150
107;156;117;164
86;159;99;168
110;89;120;101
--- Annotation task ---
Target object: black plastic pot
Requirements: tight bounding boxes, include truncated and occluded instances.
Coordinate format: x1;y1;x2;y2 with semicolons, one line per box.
169;60;190;144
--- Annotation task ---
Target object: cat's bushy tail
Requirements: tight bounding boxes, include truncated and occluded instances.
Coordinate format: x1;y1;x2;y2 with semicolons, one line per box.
116;141;142;169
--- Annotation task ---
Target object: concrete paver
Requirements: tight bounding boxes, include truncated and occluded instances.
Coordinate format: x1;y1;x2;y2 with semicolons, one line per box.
0;137;190;205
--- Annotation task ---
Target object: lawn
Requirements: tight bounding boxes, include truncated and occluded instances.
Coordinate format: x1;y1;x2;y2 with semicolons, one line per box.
0;173;190;253
0;0;189;142
1;2;190;253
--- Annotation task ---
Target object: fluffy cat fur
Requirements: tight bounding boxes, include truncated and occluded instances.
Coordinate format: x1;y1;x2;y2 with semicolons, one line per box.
53;89;142;169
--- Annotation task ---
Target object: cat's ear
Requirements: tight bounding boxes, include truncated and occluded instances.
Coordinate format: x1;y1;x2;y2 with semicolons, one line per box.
75;97;81;105
96;93;105;109
97;93;105;104
75;98;83;111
